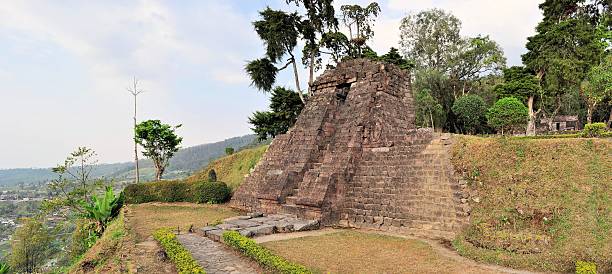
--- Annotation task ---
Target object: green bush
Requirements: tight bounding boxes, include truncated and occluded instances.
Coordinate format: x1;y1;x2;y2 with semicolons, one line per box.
222;231;311;274
582;122;608;138
193;181;231;204
208;169;217;182
153;228;205;274
575;261;596;274
0;262;10;274
124;180;231;204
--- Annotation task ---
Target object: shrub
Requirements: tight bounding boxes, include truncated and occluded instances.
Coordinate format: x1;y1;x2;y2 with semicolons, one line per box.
225;147;235;155
582;122;608;138
124;180;230;204
153;228;205;274
486;97;528;135
80;186;124;234
68;219;99;259
452;95;488;134
222;231;311;274
208;169;217;182
193;181;231;204
575;261;596;274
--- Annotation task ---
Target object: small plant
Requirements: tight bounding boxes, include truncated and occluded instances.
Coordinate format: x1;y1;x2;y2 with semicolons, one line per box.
582;122;607;138
575;261;596;274
208;169;217;182
222;231;311;274
153;228;205;274
80;186;124;234
0;262;10;274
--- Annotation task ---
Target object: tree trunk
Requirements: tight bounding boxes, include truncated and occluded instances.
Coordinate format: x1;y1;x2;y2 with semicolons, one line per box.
308;52;315;97
526;95;536;136
429;111;434;131
291;58;306;104
608;108;612;128
586;106;593;124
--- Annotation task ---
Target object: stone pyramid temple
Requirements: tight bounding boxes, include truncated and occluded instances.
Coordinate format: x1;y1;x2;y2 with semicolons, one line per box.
231;59;469;239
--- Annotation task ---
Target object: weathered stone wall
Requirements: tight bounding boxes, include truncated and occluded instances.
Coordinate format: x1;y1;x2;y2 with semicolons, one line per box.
231;59;469;239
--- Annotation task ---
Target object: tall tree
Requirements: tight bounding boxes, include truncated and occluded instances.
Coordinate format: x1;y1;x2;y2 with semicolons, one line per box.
414;89;445;130
400;9;505;132
134;120;183;180
495;66;542;135
522;0;607;130
249;87;304;140
9;218;51;273
340;2;381;56
581;55;612;124
127;77;144;184
286;0;338;88
246;8;305;103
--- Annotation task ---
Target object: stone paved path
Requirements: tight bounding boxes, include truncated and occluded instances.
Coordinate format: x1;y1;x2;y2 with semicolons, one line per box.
177;233;260;274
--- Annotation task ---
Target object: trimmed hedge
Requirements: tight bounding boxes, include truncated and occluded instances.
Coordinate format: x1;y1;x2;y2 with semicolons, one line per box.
582;122;608;138
222;231;311;274
575;261;596;274
124;180;230;204
153;228;205;274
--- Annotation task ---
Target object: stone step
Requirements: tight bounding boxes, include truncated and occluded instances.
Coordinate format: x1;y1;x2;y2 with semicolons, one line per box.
200;213;320;242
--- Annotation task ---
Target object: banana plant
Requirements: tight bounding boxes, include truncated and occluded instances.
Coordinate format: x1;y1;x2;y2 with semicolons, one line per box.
80;186;124;234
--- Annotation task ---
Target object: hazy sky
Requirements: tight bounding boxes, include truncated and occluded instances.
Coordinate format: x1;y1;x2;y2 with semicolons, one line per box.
0;0;542;168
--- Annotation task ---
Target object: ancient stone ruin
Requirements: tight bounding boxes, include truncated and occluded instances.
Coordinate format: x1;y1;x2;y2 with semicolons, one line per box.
231;59;469;239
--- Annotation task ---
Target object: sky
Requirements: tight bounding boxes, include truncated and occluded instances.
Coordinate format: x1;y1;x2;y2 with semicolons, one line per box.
0;0;543;169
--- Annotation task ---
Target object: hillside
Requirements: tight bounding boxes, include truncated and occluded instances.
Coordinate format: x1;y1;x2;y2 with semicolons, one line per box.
186;145;268;190
451;136;611;273
0;135;257;186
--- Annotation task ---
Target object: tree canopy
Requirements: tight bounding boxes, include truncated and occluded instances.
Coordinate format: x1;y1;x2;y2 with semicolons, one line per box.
135;120;183;180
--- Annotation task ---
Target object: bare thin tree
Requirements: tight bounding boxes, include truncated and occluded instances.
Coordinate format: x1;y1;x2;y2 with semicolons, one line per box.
127;77;144;183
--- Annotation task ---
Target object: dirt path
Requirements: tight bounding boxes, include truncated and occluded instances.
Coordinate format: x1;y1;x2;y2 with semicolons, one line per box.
178;233;262;274
256;228;549;274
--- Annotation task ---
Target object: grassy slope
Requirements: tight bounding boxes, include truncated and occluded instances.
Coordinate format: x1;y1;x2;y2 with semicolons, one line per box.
451;136;611;273
186;145;268;190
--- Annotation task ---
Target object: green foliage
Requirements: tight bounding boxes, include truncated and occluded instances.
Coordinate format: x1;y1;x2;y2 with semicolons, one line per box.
9;218;51;273
452;95;488;134
246;58;278;92
207;169;217;182
225;147;235;155
123;180;230;204
495;66;541;102
575;261;597;274
0;262;9;274
340;2;381;56
193;181;231;204
44;147;105;215
415;89;445;129
582;122;608;138
68;219;99;260
486;97;529;134
249;87;304;141
80;186;124;234
222;231;312;274
153;228;205;274
320;31;351;65
581;55;612;122
135;120;183;180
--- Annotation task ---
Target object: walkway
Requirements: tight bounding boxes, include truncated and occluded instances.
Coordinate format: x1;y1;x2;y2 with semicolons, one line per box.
177;233;260;274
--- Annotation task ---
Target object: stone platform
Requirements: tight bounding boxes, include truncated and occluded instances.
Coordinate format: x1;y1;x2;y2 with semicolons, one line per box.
198;213;319;241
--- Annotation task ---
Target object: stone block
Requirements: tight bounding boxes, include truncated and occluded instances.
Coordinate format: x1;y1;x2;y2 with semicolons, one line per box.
293;220;319;231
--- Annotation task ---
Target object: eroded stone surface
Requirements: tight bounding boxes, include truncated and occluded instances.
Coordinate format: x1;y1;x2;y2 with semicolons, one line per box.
200;213;320;241
178;233;259;274
231;58;470;239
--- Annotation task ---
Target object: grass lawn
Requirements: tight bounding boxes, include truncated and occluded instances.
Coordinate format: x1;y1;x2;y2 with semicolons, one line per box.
262;230;503;274
126;202;240;241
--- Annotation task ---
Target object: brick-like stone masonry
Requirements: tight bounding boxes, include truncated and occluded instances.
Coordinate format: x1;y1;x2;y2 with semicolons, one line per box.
231;58;470;239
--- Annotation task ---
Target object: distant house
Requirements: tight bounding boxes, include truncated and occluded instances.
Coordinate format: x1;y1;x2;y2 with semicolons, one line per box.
538;115;581;132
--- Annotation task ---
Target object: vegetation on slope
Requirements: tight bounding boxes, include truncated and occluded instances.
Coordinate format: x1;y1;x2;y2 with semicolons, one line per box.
451;136;611;273
187;145;268;190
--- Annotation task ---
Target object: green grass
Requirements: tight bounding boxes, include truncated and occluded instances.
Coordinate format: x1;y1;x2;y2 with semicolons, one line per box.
451;136;611;273
187;145;268;190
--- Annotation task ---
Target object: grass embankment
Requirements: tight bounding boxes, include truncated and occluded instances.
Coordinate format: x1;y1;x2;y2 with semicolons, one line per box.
187;145;268;190
451;136;611;273
128;203;239;241
262;230;501;274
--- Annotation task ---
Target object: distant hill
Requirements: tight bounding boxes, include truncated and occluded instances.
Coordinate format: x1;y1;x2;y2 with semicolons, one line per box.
0;134;257;186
